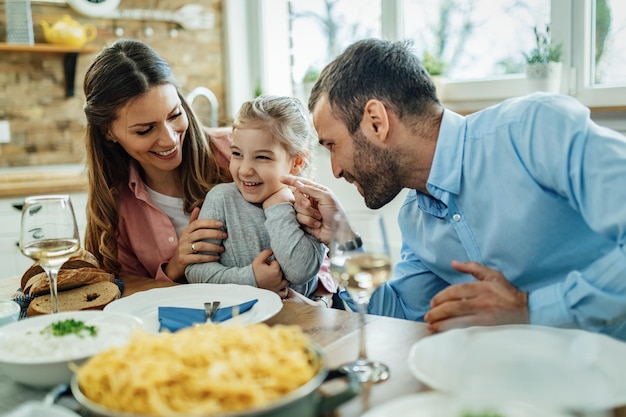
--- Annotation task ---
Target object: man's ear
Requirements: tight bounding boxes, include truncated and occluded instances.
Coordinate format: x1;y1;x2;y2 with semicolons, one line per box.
290;155;307;175
361;99;389;144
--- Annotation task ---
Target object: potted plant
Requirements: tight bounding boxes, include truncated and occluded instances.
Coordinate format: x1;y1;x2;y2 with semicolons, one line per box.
301;66;320;102
523;24;563;93
422;52;447;98
302;66;320;84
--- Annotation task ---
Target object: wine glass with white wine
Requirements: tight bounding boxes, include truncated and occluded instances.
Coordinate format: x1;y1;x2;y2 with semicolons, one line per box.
19;195;80;314
329;210;392;383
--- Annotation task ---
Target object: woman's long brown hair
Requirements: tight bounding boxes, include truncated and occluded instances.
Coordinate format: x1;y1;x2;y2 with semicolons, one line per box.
82;39;230;275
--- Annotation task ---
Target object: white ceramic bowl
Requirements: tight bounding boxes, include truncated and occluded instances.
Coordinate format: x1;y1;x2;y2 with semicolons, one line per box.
0;310;143;388
0;300;21;327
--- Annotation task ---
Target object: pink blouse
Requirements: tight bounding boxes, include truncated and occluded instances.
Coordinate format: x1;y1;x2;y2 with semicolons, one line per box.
115;128;232;282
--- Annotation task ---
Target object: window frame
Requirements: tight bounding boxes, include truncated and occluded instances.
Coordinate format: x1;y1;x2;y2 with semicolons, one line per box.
224;0;626;122
568;0;626;108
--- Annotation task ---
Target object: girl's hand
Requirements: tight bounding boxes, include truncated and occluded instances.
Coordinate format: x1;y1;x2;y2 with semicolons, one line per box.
262;186;295;209
165;207;227;281
283;288;332;308
252;249;289;297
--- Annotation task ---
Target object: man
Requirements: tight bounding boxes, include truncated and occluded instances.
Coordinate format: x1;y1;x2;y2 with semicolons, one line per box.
282;38;626;340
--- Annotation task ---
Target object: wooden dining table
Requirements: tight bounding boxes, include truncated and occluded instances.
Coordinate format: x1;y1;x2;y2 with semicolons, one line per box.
0;274;432;417
3;274;626;417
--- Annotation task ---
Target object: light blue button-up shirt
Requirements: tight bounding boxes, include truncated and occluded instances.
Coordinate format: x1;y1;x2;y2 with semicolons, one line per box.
369;92;626;340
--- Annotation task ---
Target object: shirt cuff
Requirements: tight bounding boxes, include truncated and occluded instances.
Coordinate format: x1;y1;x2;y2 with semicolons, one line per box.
155;262;175;282
528;282;572;327
264;202;294;218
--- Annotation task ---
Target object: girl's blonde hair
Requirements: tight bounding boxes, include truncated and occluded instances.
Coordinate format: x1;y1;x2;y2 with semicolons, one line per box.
233;95;317;178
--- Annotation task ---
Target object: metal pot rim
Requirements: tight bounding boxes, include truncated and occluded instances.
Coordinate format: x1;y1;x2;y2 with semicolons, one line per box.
70;344;331;417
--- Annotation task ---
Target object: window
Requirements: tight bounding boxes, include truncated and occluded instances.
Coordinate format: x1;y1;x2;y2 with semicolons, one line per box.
591;0;626;86
403;0;550;80
288;0;381;104
224;0;626;119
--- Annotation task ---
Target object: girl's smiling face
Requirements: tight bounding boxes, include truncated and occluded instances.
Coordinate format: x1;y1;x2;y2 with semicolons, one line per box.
230;127;301;204
108;84;188;182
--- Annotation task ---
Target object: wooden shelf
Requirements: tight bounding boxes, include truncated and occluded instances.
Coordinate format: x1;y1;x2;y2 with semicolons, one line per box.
0;43;98;54
589;106;626;113
0;43;99;97
453;104;626;116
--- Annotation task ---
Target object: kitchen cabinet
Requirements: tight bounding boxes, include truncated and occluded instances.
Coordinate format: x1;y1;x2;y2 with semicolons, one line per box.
0;192;87;280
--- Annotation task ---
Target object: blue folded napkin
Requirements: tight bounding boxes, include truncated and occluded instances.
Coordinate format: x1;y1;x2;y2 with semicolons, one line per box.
158;299;259;332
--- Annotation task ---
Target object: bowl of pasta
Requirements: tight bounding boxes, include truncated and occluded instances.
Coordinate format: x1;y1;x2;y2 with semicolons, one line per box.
0;311;143;388
71;323;360;417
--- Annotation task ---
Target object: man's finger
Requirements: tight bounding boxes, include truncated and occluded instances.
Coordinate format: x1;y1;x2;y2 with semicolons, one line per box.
427;313;482;333
451;260;499;282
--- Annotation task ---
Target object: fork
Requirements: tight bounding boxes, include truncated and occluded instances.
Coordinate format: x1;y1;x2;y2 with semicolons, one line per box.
204;301;221;322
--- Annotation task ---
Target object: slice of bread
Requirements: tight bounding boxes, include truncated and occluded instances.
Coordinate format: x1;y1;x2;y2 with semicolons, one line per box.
20;248;100;290
23;268;115;296
26;281;121;317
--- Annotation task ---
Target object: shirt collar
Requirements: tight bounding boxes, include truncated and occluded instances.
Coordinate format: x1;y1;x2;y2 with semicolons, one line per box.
128;162;149;201
426;108;467;199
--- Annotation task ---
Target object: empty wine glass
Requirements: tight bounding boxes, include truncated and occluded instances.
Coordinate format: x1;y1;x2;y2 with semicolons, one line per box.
329;210;392;383
19;195;80;314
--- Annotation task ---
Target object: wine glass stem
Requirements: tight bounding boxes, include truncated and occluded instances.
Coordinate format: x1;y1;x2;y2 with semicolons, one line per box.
42;266;60;314
357;301;368;361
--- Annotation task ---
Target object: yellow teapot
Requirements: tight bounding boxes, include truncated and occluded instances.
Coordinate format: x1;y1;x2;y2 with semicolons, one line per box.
40;15;97;48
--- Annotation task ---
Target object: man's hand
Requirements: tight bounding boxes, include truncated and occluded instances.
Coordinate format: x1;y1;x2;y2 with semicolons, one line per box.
280;175;345;245
424;261;529;333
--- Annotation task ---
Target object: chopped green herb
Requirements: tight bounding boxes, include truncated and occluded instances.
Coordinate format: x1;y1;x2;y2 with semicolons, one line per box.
40;319;98;338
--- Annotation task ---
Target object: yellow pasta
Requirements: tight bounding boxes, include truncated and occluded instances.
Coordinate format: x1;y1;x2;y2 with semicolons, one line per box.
77;323;318;416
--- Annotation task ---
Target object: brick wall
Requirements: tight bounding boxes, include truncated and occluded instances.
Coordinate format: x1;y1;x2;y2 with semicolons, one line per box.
0;0;225;168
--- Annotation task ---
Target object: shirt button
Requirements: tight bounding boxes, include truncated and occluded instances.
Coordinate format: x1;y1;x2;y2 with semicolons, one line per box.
452;214;461;222
168;236;175;243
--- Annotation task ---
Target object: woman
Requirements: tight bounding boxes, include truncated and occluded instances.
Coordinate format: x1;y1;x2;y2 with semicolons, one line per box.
82;39;235;283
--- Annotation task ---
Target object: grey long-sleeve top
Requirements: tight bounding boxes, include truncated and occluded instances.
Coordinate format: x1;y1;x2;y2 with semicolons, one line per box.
185;183;323;296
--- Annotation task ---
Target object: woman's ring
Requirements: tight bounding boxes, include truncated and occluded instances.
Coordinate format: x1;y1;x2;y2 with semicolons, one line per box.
191;242;198;253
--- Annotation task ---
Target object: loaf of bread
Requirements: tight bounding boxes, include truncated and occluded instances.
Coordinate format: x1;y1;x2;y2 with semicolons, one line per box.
26;281;121;317
20;247;100;290
23;267;115;296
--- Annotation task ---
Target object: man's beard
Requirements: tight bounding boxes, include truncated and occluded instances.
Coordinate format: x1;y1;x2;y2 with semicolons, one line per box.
350;128;403;209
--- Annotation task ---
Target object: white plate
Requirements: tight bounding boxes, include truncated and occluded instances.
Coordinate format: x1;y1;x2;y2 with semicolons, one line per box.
361;392;572;417
104;283;283;333
0;311;142;388
2;401;81;417
408;325;626;411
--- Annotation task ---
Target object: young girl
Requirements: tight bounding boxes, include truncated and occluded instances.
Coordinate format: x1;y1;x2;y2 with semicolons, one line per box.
185;95;327;297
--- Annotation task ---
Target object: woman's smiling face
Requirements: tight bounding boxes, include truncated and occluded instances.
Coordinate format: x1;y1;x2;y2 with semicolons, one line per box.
108;84;188;180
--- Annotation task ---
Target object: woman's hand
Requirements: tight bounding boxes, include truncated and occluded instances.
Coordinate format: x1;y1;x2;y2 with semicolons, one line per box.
165;207;227;281
252;249;289;297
